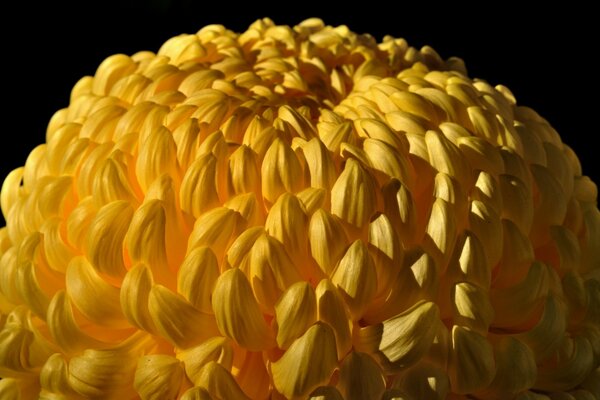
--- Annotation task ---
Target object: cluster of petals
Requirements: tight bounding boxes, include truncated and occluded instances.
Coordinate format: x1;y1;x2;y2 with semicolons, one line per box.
0;18;598;399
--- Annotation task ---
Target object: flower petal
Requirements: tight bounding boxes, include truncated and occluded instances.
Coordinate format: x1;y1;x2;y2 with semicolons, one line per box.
134;354;185;400
448;325;496;394
148;285;219;349
176;336;233;385
275;282;317;349
271;322;338;399
331;240;377;320
177;246;219;313
337;352;385;400
212;268;274;351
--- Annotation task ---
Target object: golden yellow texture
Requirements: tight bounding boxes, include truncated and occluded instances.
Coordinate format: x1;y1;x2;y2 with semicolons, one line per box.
0;17;599;399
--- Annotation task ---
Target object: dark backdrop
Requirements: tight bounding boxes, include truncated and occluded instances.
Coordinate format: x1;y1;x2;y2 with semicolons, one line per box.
1;1;597;227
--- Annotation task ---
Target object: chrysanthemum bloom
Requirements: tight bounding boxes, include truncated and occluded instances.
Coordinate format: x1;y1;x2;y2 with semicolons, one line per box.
0;18;598;400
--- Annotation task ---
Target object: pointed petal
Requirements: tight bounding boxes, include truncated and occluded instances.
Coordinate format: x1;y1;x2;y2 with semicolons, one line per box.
195;361;250;400
271;322;338;399
66;256;126;328
176;337;233;385
265;193;308;263
125;200;171;285
392;361;450;400
309;209;349;275
212;268;274;351
261;137;303;205
249;234;302;313
120;263;156;333
187;207;246;260
358;301;440;373
480;336;536;399
134;355;184;400
331;158;377;228
275;282;317;349
448;326;496;394
180;154;220;218
178;246;219;313
315;279;352;359
338;352;385;400
300;137;336;189
452;282;494;334
86;200;133;280
331;240;377;320
149;285;219;349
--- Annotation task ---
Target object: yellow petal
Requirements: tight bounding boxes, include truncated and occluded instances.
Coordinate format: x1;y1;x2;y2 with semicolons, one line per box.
135;125;179;192
120;263;156;333
125;200;171;285
176;337;233;385
187;207;246;261
425;130;469;186
180;154;221;218
86;200;133;280
493;219;533;289
148;285;219;349
368;213;403;295
227;145;261;197
452;231;491;289
134;355;184;400
499;173;534;235
275;282;317;349
424;198;457;270
39;217;76;275
46;291;106;354
337;352;385;400
177;246;220;314
364;138;415;188
490;261;550;330
448;325;496;394
299;137;336;189
534;336;594;392
331;240;377;320
480;336;537;399
469;200;503;268
66;256;126;328
265;193;308;264
249;234;302;313
225;226;264;270
212;268;274;351
67;334;152;399
271;322;338;399
40;353;79;398
261;137;303;205
315;279;352;359
309;209;349;275
331;158;377;228
382;179;420;246
1;167;24;221
92;157;138;207
392;361;449;400
194;361;250;400
456;135;504;176
358;301;440;373
452;282;494;334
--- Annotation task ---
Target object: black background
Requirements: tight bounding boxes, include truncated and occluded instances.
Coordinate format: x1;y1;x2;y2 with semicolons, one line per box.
1;1;597;227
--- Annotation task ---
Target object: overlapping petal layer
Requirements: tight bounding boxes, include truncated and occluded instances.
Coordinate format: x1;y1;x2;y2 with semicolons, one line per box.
0;17;599;399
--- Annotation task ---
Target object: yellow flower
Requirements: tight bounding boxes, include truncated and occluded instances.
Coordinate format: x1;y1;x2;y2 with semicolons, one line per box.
0;17;599;399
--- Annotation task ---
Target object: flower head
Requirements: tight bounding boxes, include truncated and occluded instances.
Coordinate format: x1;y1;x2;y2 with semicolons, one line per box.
0;18;599;399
